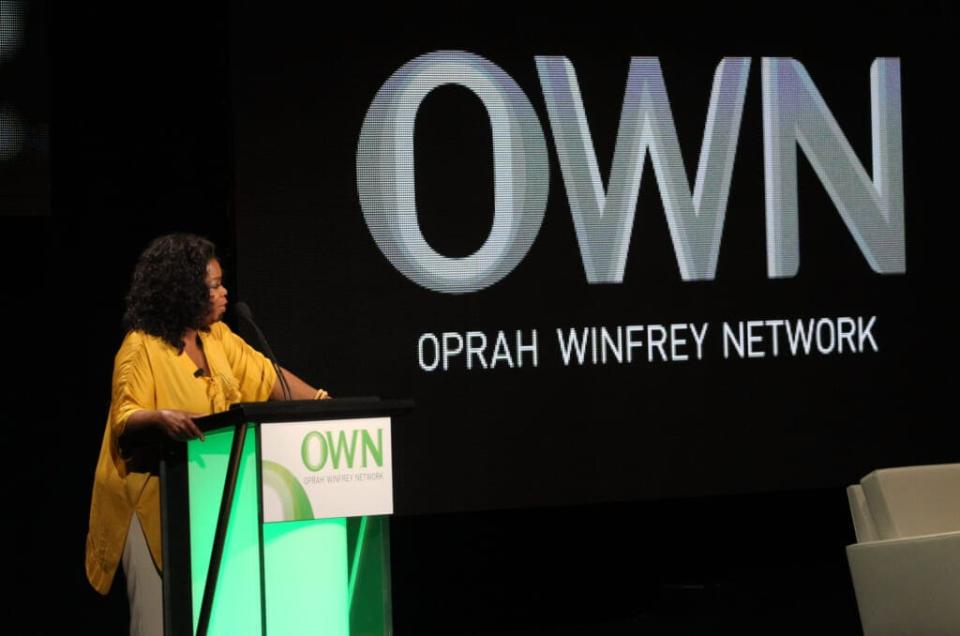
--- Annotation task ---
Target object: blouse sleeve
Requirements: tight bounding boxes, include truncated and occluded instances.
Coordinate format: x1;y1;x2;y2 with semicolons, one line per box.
110;333;156;440
214;321;278;402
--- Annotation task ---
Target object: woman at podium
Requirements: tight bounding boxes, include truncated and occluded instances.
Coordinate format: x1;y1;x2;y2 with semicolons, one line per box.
85;233;327;636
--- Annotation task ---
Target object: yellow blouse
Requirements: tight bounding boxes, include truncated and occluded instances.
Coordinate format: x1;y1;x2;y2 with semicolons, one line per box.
85;321;277;594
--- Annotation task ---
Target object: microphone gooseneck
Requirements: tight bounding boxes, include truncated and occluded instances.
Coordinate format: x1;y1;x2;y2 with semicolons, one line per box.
234;301;292;400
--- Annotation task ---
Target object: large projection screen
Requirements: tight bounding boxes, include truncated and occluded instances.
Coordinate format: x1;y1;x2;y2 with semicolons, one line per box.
231;9;953;515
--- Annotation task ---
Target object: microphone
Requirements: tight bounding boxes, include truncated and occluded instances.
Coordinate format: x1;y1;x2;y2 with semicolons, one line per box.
234;301;292;400
194;368;205;378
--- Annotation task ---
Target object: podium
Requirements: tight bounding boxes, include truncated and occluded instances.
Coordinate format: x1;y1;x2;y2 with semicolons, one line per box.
158;398;412;636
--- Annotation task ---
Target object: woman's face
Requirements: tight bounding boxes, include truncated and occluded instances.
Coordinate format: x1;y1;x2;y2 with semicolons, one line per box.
205;259;228;324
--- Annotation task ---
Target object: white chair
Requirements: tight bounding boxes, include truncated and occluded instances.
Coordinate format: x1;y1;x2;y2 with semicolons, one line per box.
846;463;960;636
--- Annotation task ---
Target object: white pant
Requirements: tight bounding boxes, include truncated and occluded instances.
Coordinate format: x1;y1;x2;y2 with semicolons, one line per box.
122;513;164;636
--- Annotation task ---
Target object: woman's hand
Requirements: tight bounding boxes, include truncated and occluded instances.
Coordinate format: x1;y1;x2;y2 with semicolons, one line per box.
155;409;206;441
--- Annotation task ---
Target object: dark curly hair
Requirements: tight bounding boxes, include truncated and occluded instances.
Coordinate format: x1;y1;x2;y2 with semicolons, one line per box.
123;233;217;351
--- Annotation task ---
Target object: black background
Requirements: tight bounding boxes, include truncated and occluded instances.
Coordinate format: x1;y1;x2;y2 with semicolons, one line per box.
0;2;954;634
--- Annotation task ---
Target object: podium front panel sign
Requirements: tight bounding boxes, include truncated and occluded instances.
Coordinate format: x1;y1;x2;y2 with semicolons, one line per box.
260;417;394;522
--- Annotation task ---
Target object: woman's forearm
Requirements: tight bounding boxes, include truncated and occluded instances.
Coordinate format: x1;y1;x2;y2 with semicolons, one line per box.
122;409;205;441
271;366;329;400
